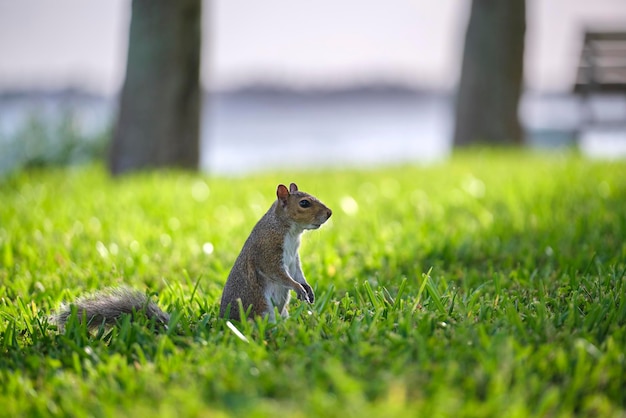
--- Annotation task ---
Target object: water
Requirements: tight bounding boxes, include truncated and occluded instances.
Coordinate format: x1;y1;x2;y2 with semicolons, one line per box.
204;91;452;174
1;90;625;175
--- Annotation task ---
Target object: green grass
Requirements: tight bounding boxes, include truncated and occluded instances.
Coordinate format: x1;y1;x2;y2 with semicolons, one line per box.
1;150;625;417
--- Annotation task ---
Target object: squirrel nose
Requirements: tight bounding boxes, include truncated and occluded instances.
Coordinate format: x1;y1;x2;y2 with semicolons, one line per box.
326;209;332;218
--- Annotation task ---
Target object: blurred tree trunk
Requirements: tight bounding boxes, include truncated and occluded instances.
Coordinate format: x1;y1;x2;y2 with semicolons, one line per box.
453;0;526;146
109;0;202;175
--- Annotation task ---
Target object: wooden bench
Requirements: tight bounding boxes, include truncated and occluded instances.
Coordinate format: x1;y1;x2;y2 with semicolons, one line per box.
574;31;626;128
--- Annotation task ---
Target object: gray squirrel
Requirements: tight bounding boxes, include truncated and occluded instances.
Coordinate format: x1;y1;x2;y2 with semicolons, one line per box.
51;183;332;329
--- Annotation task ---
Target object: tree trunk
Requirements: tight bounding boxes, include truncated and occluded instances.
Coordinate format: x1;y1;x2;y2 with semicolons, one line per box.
453;0;526;146
109;0;202;175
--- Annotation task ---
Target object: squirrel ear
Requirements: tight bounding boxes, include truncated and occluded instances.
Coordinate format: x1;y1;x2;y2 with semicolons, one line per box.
289;183;298;193
277;184;289;204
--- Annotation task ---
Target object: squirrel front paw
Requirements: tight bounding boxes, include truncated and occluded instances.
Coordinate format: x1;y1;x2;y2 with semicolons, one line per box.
301;282;315;304
296;284;313;304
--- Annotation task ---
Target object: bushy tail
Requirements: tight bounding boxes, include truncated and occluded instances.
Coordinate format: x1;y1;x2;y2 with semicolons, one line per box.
51;287;170;331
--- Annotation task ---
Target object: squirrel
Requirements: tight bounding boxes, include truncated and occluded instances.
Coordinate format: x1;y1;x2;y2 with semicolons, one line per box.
219;182;332;321
51;182;332;330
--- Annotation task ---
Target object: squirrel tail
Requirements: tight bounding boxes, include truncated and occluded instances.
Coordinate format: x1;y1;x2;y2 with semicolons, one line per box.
51;287;170;331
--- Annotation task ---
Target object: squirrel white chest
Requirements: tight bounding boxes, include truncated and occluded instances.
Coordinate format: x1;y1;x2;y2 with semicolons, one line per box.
282;230;301;276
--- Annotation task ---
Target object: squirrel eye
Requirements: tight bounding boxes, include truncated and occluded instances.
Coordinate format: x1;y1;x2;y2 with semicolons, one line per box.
299;199;311;208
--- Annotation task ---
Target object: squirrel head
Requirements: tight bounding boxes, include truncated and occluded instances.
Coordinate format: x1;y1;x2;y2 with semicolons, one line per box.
276;183;332;230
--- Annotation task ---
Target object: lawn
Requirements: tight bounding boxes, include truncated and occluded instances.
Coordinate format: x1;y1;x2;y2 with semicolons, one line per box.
1;151;625;417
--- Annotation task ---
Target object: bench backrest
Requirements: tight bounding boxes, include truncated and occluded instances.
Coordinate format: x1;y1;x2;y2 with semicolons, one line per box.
574;31;626;94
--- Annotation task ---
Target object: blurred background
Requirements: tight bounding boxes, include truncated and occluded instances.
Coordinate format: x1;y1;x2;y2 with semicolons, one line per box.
0;0;625;175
